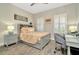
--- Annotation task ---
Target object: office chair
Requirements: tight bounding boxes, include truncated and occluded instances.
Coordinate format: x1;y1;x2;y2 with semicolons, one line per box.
54;33;67;55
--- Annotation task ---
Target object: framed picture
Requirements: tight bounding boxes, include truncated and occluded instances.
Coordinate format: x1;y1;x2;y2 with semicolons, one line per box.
45;19;51;22
14;14;28;22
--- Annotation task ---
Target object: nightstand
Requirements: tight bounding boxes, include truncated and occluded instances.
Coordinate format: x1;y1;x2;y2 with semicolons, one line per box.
4;33;18;47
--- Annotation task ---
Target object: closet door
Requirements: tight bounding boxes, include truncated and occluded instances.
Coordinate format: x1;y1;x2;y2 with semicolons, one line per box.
36;17;44;32
44;18;52;32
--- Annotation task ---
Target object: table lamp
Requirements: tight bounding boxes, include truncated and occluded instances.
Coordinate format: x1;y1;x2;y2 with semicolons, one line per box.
69;25;77;33
7;25;14;34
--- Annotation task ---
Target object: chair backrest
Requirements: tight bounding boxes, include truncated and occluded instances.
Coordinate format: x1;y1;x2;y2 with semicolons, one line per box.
54;33;66;48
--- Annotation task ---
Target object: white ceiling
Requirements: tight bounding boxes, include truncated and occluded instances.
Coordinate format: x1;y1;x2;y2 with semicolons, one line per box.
11;3;70;14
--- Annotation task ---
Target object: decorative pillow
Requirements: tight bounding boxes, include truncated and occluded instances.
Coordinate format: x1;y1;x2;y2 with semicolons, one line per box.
21;27;34;33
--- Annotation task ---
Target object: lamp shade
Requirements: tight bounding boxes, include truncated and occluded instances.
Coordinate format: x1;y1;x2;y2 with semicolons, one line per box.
69;25;77;32
7;25;14;32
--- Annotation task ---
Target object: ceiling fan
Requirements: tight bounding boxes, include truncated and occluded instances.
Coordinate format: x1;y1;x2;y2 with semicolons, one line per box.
30;3;48;6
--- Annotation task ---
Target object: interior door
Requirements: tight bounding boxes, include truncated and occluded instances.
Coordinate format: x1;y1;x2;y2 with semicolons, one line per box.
44;20;51;32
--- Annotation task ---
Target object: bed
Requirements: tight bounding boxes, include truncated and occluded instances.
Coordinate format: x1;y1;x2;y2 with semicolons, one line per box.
20;27;51;49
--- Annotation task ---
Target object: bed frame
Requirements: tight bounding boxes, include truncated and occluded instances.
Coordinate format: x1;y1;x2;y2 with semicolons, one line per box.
18;24;51;50
20;34;51;50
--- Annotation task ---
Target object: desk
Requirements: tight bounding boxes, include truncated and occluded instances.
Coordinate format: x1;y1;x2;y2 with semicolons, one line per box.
65;35;79;55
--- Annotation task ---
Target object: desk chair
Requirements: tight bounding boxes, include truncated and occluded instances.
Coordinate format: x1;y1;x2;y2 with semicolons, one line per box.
54;33;67;55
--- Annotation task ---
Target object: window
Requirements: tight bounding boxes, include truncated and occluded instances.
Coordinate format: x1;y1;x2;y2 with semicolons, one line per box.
54;14;67;34
36;17;44;32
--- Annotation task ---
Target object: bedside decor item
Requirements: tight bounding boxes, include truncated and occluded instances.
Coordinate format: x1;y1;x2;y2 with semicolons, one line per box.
7;25;14;32
28;22;33;27
68;25;77;33
14;14;28;22
7;25;15;35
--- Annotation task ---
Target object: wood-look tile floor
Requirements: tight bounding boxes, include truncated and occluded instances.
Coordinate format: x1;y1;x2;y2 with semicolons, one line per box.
0;40;62;55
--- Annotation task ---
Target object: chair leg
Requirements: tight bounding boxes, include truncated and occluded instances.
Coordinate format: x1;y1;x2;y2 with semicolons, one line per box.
55;47;57;50
54;47;57;54
55;47;61;51
61;48;67;55
54;51;56;54
54;47;61;54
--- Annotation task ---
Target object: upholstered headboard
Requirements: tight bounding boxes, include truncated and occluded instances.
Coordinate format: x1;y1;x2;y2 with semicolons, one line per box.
20;24;34;32
21;27;34;33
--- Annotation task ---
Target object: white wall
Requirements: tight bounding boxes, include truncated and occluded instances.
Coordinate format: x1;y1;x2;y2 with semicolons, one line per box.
33;4;77;40
0;3;34;46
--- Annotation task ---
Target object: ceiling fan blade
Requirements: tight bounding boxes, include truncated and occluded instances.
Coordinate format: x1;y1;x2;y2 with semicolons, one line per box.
30;3;48;6
30;3;35;6
43;3;48;4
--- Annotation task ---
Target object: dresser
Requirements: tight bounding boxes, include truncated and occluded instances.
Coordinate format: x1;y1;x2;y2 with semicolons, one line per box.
4;33;18;46
65;34;79;55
